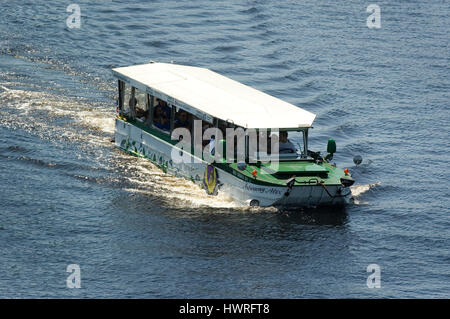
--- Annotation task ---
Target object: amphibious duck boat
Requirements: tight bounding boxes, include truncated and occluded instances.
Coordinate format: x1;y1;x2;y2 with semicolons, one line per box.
112;62;354;207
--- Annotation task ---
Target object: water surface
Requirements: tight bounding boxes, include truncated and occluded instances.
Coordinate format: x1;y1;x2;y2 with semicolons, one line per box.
0;0;449;298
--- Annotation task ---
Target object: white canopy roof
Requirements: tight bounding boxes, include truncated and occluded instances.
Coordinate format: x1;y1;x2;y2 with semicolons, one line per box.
112;62;316;129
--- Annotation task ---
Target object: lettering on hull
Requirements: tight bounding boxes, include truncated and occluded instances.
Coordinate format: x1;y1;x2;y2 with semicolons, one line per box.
244;183;282;196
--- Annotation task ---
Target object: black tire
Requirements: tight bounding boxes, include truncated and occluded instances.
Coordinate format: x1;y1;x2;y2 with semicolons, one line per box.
249;199;260;207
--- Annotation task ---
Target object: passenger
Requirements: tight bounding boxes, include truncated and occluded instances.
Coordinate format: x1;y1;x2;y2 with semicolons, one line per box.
136;107;148;121
279;131;296;154
202;122;213;147
124;97;137;117
208;135;216;156
155;99;171;121
174;111;191;129
129;97;137;108
153;105;170;131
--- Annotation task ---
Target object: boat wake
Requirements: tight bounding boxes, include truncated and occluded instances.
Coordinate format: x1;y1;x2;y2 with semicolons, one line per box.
350;182;380;205
0;86;115;143
122;158;261;211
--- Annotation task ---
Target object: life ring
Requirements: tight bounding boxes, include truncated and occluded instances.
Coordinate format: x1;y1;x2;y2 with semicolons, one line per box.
203;164;218;195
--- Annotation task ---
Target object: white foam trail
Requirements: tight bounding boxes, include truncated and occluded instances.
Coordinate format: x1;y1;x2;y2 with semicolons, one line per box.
0;88;115;140
350;182;380;205
350;182;379;197
0;84;10;92
123;158;247;209
75;109;115;134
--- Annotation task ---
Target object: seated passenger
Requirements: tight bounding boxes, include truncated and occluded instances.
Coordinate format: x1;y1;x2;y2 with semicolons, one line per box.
202;122;213;147
174;111;191;129
136;107;148;121
208;135;216;156
155;99;171;120
153;105;170;131
129;97;137;109
278;131;297;154
122;97;137;117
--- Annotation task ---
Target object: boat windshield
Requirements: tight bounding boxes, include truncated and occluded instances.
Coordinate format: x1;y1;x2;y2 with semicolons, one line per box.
285;130;305;156
252;130;306;162
268;130;304;156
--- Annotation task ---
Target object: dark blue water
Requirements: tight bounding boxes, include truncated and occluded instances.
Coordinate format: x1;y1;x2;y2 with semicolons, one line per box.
1;0;449;298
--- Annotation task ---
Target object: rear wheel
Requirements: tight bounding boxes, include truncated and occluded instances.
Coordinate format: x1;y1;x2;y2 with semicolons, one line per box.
249;199;260;207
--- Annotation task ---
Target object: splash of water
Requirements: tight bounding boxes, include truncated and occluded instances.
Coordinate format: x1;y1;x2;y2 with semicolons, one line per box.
350;182;380;205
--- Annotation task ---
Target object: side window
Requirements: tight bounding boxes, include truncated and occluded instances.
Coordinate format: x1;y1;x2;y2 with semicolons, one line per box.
286;131;304;155
202;120;213;147
174;108;192;131
122;84;136;118
118;80;124;113
152;98;171;132
217;120;228;139
190;115;202;152
134;88;149;123
270;131;303;156
122;83;132;117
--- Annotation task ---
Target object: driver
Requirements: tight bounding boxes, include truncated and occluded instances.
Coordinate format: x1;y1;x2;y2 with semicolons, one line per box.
279;131;296;154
